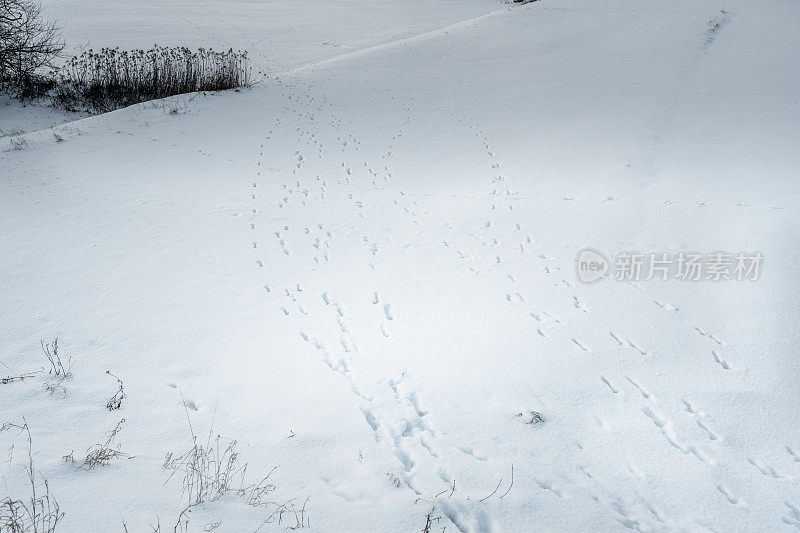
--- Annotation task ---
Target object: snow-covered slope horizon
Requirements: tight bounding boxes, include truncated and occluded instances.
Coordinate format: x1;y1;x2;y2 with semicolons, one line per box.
2;0;800;531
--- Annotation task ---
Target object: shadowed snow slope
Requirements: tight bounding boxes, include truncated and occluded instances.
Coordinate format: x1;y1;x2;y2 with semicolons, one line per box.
1;0;799;531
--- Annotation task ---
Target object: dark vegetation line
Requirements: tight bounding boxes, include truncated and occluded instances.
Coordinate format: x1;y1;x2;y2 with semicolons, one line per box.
54;46;251;111
1;0;251;112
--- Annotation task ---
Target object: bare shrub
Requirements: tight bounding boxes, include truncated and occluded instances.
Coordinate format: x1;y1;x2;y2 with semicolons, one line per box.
0;0;64;94
0;420;64;532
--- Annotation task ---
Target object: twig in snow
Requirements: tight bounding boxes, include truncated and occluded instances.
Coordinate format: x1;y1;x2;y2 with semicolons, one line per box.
40;338;72;377
105;370;126;410
499;464;514;498
421;507;442;533
1;371;39;385
432;479;456;500
479;478;503;502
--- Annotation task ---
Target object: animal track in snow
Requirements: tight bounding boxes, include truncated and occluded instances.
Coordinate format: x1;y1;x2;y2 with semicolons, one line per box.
717;485;739;505
653;300;679;312
601;376;619;394
711;350;735;370
695;326;724;345
704;10;731;48
681;399;719;440
625;376;651;399
533;478;563;498
572;338;590;352
457;446;488;462
784;502;800;529
642;405;713;463
572;296;589;313
748;458;785;479
787;446;800;462
609;331;648;355
530;311;562;326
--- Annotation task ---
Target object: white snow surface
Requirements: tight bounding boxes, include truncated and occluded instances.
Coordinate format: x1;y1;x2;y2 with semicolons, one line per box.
2;0;800;531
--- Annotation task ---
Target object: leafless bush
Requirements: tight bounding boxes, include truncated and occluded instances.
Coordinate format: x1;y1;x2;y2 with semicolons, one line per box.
0;420;64;532
83;418;130;469
55;46;250;112
0;0;63;95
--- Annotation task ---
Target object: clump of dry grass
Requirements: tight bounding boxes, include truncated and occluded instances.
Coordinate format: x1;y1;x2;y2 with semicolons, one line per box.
83;418;130;469
55;46;250;111
164;433;259;505
0;338;73;393
0;421;64;533
40;338;72;396
164;433;310;530
163;396;309;530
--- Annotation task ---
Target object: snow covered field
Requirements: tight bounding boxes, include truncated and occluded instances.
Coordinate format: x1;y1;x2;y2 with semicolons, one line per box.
2;0;800;531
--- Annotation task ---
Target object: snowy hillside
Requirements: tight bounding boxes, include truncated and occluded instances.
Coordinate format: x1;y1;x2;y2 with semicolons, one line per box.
2;0;800;531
